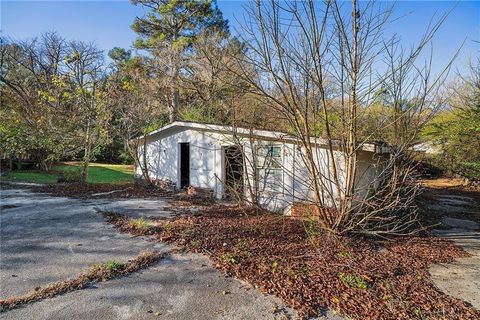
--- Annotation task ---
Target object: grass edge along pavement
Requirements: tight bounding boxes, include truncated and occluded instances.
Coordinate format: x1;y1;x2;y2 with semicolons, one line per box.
0;250;165;312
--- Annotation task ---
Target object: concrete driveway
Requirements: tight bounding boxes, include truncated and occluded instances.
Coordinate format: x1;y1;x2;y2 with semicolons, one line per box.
0;187;296;320
428;194;480;310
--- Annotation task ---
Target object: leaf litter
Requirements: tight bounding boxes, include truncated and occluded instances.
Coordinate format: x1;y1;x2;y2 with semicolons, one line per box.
100;206;479;319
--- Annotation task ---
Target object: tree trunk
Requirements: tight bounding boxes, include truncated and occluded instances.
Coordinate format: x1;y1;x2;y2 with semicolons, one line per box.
82;157;90;183
169;49;180;123
82;120;92;183
171;87;180;122
126;136;154;186
142;135;151;183
342;0;359;217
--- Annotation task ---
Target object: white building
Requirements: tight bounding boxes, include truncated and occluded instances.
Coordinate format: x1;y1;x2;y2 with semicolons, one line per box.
136;121;389;213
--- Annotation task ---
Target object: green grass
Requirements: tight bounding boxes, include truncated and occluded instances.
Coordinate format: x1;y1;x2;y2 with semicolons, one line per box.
2;162;134;185
1;171;59;184
55;163;134;184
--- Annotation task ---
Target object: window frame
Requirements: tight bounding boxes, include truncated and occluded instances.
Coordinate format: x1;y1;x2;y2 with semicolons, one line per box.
255;144;284;193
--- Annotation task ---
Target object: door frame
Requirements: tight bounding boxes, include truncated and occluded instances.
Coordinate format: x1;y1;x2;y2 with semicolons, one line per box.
223;145;245;199
178;142;190;189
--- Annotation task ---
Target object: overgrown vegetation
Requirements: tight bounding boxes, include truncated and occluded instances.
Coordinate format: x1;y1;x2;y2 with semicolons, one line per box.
129;217;154;231
0;0;477;233
421;59;480;181
102;210;160;236
100;207;479;320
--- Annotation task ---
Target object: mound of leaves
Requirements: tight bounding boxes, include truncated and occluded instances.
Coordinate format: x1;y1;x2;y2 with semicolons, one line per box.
104;207;479;320
34;182;172;199
0;250;164;312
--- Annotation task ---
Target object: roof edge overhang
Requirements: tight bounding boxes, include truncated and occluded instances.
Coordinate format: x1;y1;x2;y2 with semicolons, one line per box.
133;121;391;154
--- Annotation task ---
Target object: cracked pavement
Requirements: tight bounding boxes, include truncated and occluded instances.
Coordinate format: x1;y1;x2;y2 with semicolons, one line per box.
0;187;297;320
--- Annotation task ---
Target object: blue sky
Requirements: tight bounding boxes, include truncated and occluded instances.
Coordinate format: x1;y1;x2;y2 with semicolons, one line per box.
1;1;479;77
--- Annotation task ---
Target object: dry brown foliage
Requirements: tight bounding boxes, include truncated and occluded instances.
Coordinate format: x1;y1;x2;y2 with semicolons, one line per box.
102;207;479;319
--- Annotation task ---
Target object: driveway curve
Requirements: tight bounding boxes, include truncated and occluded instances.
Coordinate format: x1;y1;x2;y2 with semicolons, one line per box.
0;187;295;319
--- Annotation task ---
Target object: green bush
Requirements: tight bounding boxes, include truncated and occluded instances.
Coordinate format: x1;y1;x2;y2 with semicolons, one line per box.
427;156;480;181
118;150;134;165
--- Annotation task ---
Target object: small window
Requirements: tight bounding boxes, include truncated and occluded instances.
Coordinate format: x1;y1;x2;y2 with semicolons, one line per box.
256;145;283;193
256;146;282;169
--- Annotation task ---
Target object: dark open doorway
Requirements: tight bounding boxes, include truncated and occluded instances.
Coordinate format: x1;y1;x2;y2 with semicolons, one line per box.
224;146;244;199
180;143;190;188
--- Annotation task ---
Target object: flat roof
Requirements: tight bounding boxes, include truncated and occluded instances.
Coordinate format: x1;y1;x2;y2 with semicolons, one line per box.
140;121;390;154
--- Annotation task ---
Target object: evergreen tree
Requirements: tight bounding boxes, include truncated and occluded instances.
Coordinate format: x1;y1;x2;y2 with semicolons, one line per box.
131;0;229;122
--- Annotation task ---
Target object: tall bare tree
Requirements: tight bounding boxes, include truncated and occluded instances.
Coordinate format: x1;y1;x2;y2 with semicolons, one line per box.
236;0;456;234
65;41;110;182
0;33;78;169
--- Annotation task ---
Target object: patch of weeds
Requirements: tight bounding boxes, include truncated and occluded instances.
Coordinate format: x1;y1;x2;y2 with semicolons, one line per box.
100;210;153;236
219;253;238;264
130;217;152;230
104;260;125;272
271;260;279;273
412;307;428;320
189;240;198;247
303;216;321;239
338;272;368;289
163;222;173;232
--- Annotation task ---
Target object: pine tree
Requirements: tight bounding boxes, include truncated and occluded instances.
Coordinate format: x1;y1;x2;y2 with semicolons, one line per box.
131;0;229;122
